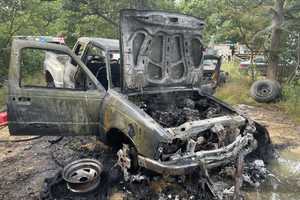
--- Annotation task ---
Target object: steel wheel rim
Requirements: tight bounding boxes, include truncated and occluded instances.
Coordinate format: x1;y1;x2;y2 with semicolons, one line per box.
257;84;272;97
62;159;103;193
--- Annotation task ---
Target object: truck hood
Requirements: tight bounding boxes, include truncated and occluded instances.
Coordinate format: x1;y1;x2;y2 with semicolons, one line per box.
120;10;205;91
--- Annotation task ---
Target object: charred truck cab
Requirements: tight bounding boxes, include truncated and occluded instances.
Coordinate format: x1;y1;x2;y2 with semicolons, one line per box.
8;10;273;176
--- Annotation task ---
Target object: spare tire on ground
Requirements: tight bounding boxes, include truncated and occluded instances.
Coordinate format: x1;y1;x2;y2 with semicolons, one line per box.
250;79;281;103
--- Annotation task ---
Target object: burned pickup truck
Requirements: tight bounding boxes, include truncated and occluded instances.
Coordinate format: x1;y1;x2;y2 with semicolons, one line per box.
7;10;272;177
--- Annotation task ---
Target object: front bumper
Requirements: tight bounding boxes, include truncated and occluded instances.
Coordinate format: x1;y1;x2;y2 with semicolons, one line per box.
137;133;257;175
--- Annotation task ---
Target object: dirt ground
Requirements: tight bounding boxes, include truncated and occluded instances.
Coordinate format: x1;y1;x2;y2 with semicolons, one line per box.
0;104;300;200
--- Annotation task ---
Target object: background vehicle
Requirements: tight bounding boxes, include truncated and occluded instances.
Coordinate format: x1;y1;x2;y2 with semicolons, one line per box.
239;55;267;75
202;54;227;87
43;37;120;89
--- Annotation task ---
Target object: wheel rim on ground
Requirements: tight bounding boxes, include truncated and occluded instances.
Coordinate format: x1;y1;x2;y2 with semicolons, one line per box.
256;84;272;97
62;159;103;193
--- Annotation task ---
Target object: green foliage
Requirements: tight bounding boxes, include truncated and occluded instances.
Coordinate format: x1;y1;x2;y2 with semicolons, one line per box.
178;0;271;47
215;62;259;105
0;48;9;77
215;62;300;123
179;0;226;43
278;83;300;123
0;87;7;108
0;0;179;80
0;0;66;77
20;48;47;87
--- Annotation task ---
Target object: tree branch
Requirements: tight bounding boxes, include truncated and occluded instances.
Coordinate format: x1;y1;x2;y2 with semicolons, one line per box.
93;9;118;27
285;2;300;13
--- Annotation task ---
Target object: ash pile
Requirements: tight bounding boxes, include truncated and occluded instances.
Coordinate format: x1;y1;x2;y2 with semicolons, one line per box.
40;137;276;200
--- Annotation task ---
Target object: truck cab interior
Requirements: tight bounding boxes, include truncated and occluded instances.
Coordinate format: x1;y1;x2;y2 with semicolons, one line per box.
83;44;120;90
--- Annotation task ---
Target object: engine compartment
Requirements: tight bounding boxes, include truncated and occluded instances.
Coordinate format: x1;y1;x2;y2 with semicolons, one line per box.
128;90;233;128
128;90;247;157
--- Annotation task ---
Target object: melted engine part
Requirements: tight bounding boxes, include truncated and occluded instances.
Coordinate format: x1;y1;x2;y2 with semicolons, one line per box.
129;91;249;161
160;125;242;162
129;91;231;128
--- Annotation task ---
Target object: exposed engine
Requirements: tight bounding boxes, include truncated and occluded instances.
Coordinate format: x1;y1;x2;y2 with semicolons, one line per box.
128;91;247;159
129;90;232;128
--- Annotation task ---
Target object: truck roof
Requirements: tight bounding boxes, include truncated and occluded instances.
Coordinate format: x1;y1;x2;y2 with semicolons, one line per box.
78;37;119;51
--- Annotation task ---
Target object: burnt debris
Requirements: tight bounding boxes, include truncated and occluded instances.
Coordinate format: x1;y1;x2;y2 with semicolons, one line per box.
40;135;273;200
131;91;229;128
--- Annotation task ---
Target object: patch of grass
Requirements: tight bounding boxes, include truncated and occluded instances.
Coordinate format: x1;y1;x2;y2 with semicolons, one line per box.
22;71;47;87
0;87;7;109
215;79;258;105
215;62;300;124
215;62;259;105
277;85;300;123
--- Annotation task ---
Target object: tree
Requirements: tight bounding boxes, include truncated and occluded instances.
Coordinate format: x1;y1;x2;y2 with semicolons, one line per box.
225;1;271;80
267;0;285;80
0;0;179;77
62;0;177;42
266;0;300;80
179;0;227;44
181;0;271;80
0;0;64;77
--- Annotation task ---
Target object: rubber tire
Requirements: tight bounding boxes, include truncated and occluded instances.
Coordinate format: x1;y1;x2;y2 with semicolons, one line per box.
250;79;281;103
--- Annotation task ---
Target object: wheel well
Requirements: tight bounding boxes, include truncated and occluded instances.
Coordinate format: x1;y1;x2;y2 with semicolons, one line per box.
45;71;53;83
106;128;139;172
106;128;135;151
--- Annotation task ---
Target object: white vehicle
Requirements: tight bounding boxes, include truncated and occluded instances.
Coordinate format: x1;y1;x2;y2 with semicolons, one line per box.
43;37;120;89
44;51;69;87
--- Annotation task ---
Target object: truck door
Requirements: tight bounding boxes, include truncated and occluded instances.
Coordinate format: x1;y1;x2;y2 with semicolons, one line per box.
7;39;106;136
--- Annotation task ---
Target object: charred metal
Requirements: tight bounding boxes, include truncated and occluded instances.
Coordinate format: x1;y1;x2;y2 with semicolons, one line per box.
7;10;274;199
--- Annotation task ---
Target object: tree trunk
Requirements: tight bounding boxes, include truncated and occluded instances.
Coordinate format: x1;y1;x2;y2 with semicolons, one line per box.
250;50;255;81
267;0;285;80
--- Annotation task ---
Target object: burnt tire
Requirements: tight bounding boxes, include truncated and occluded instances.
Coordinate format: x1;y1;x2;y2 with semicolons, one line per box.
40;171;62;200
250;79;281;103
40;170;109;200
